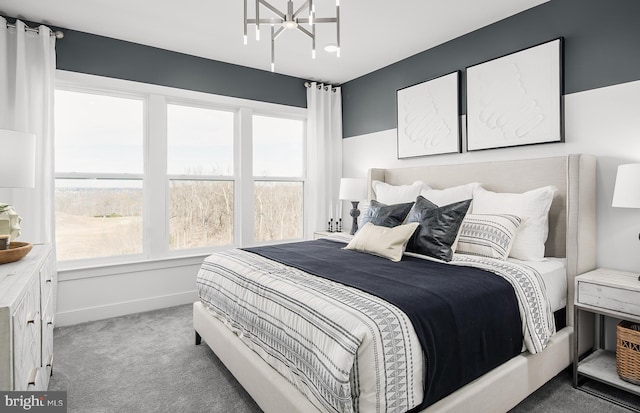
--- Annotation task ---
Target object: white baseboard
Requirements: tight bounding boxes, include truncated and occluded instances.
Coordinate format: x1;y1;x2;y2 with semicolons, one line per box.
55;290;198;326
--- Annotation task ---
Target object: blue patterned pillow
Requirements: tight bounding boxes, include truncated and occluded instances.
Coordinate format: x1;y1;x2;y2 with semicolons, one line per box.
455;214;522;260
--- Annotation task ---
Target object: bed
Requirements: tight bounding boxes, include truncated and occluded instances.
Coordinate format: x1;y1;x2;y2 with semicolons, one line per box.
193;154;596;413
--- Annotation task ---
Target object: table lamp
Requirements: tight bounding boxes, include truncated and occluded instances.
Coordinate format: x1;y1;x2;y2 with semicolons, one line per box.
612;163;640;281
612;164;640;210
339;178;367;235
0;129;36;263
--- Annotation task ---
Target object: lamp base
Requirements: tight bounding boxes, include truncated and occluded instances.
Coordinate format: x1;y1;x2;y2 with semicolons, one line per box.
349;201;361;235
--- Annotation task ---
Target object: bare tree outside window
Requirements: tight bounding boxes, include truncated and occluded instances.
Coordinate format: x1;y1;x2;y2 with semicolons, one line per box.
169;180;233;249
254;182;303;242
167;104;235;250
253;115;305;242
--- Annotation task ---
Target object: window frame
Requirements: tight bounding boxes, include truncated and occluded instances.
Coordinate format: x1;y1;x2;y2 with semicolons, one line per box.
251;112;307;244
165;99;237;253
55;70;307;270
54;86;148;265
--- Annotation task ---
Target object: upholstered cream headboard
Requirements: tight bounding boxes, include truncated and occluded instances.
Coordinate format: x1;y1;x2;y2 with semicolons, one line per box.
367;154;596;329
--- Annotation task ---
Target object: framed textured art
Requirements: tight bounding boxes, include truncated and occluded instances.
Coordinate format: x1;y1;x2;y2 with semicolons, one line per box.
466;38;563;151
396;71;460;159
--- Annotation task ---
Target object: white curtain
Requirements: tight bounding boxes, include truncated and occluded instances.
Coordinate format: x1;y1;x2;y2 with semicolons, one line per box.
306;82;342;238
0;18;57;244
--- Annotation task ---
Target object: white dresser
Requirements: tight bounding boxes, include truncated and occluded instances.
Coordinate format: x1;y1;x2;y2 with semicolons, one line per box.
0;244;56;391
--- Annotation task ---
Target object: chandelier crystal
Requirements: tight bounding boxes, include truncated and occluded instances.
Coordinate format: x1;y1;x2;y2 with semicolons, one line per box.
244;0;341;72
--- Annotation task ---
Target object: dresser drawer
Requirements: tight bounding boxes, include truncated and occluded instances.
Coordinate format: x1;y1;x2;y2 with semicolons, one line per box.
40;253;56;317
12;275;41;391
0;245;53;391
42;287;55;325
35;365;48;391
577;281;640;317
41;312;54;389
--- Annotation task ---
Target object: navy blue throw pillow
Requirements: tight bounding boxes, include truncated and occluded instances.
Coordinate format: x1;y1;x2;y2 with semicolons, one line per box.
360;200;414;230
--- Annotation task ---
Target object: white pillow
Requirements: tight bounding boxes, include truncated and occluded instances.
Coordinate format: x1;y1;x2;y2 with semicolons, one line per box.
472;186;557;261
420;182;481;206
455;214;523;260
372;180;428;204
344;222;419;262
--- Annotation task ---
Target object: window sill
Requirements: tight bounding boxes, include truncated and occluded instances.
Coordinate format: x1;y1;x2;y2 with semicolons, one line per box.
57;237;307;282
58;252;212;282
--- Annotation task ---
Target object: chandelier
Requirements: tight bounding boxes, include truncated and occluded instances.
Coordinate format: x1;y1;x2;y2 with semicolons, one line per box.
244;0;341;72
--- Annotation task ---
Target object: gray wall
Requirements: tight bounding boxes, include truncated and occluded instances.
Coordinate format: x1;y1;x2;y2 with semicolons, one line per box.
341;0;640;138
11;21;307;108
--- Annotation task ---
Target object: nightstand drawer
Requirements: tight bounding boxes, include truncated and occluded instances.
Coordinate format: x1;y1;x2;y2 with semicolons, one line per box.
574;267;640;410
577;281;640;317
313;231;354;241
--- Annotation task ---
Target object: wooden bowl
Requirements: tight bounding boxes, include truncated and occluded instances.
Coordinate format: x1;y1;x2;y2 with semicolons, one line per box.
0;242;33;264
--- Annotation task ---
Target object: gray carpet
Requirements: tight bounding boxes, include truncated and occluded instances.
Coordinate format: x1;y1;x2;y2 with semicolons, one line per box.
49;304;638;412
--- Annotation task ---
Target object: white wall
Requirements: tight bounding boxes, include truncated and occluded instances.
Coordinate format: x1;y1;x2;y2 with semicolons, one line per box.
56;256;203;326
343;79;640;273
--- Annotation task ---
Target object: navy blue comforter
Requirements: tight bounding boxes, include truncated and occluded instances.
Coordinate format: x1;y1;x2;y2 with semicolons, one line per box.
244;239;522;410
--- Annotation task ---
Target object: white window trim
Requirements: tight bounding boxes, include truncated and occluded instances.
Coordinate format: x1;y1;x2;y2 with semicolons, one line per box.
55;70;307;272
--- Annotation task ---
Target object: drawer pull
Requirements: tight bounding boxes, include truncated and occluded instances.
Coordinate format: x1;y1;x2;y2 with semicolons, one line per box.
47;315;55;326
26;312;39;324
46;279;52;283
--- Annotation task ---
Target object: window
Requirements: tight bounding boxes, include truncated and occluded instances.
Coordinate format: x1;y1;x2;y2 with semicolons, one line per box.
54;73;306;266
54;90;144;261
167;104;234;250
253;115;304;242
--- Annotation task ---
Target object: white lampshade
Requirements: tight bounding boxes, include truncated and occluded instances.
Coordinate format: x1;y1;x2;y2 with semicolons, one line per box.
339;178;367;201
0;129;36;188
612;163;640;208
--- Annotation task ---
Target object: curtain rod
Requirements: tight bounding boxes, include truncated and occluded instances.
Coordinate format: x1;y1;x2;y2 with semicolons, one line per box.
5;22;64;39
304;81;338;92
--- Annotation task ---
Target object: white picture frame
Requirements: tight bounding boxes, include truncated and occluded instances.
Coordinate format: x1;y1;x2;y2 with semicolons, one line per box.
396;71;460;159
466;38;563;151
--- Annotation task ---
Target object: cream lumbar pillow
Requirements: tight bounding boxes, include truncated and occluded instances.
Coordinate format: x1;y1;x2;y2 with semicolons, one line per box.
344;222;419;262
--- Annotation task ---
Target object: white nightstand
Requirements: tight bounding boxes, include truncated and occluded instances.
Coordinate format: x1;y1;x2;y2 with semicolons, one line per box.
574;268;640;411
313;231;332;239
313;231;353;241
